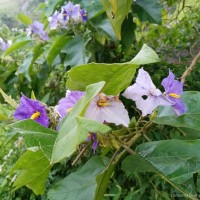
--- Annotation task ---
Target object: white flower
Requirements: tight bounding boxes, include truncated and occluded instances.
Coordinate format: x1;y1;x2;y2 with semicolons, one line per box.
85;93;130;127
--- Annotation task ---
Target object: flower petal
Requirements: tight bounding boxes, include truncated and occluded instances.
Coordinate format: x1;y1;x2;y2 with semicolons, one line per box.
172;100;186;116
14;94;49;127
136;95;173;116
123;68;161;101
85;95;130;127
55;90;85;118
162;71;183;95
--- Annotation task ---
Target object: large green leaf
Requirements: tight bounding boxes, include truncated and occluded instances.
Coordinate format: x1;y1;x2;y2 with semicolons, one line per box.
101;0;133;40
153;91;200;131
66;44;159;95
67;62;137;96
11;149;50;195
5;36;31;55
136;139;200;185
11;119;57;160
62;35;91;67
122;152;196;200
134;0;163;24
51;82;111;163
48;156;109;200
47;35;71;65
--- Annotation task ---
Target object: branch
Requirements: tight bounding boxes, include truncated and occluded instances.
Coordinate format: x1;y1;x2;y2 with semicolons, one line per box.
71;142;90;166
181;51;200;83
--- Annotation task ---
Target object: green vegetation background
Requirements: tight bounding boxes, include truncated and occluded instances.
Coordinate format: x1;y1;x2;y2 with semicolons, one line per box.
0;0;199;199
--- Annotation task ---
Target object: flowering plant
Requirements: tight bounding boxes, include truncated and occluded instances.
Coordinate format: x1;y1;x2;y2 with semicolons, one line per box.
0;0;200;199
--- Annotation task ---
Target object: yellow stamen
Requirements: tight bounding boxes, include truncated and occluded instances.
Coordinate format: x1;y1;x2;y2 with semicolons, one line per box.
88;133;91;137
98;100;110;107
66;107;73;113
169;93;180;98
97;93;110;107
30;111;40;120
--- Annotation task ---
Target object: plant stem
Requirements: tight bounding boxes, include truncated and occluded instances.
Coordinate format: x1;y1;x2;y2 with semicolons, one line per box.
181;51;200;83
71;142;90;166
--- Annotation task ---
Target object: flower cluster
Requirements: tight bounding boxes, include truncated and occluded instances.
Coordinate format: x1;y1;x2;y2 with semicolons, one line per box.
13;69;185;152
123;68;186;116
48;1;87;30
27;21;49;41
0;37;12;51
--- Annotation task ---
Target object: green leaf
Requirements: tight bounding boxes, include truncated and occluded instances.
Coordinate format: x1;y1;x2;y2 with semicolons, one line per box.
67;62;137;95
178;127;200;140
136;139;200;185
11;149;50;195
17;14;32;26
122;152;198;199
0;104;12;120
11;119;57;160
66;44;159;95
5;37;31;55
122;154;157;174
101;0;133;40
134;0;163;24
121;14;136;54
95;163;116;200
47;35;71;65
51;82;111;163
130;44;160;64
0;88;18;108
62;35;91;67
48;156;109;200
81;0;104;19
90;17;117;41
153;91;200;131
76;116;111;134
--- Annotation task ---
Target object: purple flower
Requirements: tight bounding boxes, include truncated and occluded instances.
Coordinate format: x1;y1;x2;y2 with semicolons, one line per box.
162;71;186;115
62;1;81;21
48;2;87;29
80;9;88;22
27;21;49;41
48;11;60;29
41;32;49;41
14;94;49;127
87;133;98;153
85;93;130;127
62;10;68;21
123;68;173;116
0;37;12;51
55;90;85;118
